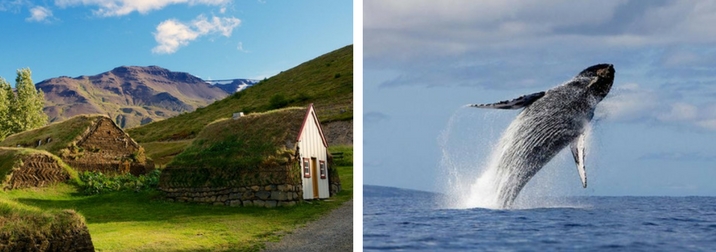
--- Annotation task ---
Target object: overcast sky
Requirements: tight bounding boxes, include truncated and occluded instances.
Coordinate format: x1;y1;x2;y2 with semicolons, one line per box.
0;0;352;83
364;0;716;197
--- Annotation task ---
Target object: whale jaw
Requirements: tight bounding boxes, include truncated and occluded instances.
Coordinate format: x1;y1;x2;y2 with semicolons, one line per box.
585;64;615;100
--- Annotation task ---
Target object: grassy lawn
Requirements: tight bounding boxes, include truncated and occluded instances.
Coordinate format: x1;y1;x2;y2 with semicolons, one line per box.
0;164;352;251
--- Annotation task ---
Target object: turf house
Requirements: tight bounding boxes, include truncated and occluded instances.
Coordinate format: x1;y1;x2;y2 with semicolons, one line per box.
0;198;95;251
0;114;153;175
0;147;79;190
160;104;340;207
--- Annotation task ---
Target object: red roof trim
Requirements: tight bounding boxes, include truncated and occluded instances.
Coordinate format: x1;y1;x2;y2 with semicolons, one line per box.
297;103;328;147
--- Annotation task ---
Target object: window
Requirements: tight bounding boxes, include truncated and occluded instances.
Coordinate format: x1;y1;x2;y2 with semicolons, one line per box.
303;158;310;178
320;160;326;179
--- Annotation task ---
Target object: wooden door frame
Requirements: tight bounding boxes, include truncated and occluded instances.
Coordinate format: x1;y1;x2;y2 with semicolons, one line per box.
311;157;319;198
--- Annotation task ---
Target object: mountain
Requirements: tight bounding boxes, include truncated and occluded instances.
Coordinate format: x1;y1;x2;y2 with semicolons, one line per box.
128;45;353;143
37;66;229;128
208;79;260;93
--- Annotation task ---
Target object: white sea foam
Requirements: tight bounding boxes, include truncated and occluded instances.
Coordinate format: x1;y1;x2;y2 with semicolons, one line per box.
440;107;594;210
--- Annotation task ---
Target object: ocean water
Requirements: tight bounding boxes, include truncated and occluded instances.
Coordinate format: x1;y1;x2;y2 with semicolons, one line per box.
364;185;716;251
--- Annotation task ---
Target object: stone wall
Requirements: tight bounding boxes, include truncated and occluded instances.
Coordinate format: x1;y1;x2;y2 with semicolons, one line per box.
3;154;70;190
160;163;304;208
163;184;303;208
328;166;341;196
322;120;353;146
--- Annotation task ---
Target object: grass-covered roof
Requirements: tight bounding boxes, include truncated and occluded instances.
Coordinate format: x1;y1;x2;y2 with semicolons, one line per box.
0;114;108;154
168;107;309;170
0;147;80;187
0;198;89;246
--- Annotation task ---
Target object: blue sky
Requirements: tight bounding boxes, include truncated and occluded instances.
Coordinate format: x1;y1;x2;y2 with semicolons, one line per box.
364;0;716;197
0;0;352;84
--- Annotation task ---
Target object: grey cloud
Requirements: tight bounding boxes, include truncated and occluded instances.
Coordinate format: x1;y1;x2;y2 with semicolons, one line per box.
369;49;626;90
365;111;390;124
366;0;716;64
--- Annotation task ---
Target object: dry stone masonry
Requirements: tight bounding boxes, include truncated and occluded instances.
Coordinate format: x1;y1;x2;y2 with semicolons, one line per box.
163;184;303;208
64;117;153;175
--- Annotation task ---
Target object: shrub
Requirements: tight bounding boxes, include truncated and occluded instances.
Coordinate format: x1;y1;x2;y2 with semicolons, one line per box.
78;169;161;195
268;94;288;109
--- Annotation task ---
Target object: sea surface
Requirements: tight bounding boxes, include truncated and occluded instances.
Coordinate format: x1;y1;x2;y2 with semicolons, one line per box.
364;185;716;251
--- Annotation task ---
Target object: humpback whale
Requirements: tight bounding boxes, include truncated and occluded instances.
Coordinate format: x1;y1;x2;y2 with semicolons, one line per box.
468;64;615;208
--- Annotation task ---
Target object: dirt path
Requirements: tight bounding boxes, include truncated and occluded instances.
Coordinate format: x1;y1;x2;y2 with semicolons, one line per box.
263;199;353;252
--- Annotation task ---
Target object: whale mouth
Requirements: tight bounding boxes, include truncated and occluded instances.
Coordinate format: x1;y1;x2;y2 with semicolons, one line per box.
596;64;615;81
586;64;615;99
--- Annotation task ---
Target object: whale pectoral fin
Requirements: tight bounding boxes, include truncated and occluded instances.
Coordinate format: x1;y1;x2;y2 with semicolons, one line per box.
467;91;546;109
570;134;587;188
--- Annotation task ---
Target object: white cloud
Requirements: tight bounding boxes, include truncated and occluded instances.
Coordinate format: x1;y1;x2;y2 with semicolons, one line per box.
54;0;230;17
655;101;716;131
595;83;716;131
1;0;29;12
657;102;698;122
596;83;660;122
697;119;716;131
236;41;248;53
26;6;52;22
152;15;240;54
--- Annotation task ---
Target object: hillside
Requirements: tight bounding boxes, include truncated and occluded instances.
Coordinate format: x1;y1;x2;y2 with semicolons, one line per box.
127;45;353;143
37;66;229;128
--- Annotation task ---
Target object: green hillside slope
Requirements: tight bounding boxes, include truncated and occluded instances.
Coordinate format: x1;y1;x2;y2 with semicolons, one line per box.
127;45;353;143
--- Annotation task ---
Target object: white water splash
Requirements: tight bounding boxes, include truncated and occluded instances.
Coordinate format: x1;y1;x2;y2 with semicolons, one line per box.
440;107;594;210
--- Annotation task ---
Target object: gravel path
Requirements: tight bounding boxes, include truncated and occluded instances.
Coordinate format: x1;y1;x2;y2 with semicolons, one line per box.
263;199;353;252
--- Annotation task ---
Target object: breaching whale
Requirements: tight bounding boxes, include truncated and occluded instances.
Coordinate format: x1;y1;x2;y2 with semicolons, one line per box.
468;64;615;208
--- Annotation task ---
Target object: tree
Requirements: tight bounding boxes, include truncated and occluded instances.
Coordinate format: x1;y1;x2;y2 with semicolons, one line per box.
0;68;48;141
0;78;11;140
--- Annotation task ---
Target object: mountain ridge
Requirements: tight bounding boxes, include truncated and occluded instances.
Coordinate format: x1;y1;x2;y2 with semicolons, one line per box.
36;66;254;128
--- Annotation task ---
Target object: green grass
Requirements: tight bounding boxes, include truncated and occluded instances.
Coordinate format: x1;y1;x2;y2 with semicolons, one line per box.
127;45;353;143
328;145;354;167
0;198;88;241
168;107;306;170
0;154;353;251
141;140;192;167
0;114;101;154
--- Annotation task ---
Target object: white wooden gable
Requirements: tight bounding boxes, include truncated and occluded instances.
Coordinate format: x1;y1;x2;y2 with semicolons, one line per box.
297;104;330;199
